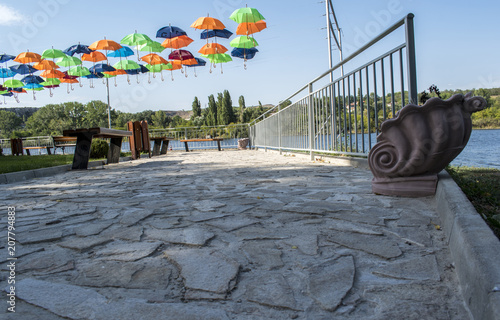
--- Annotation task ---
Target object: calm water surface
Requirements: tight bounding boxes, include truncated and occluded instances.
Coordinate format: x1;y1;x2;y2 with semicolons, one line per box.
451;129;500;169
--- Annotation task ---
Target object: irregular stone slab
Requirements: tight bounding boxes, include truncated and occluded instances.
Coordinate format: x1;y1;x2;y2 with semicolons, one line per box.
95;241;161;261
221;204;255;215
17;248;73;273
146;228;215;246
191;199;226;212
305;191;332;200
233;225;289;241
14;278;229;320
18;229;62;245
282;234;318;255
308;255;355;311
246;273;299;311
391;226;432;247
396;212;431;227
372;255;440;281
144;217;182;229
328;220;384;236
75;220;114;237
326;231;402;259
58;235;112;252
242;241;283;270
185;211;232;223
164;248;239;297
119;208;154;227
206;217;259;232
102;225;144;241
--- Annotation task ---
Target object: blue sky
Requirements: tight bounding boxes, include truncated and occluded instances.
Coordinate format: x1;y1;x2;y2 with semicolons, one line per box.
0;0;499;113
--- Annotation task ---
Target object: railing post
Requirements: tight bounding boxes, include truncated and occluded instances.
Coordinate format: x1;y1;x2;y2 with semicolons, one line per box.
405;13;417;105
278;109;282;155
308;83;314;160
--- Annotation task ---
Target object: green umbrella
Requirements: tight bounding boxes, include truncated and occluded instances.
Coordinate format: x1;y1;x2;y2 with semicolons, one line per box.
102;73;116;78
201;53;233;64
113;59;140;70
138;41;165;53
4;79;24;88
120;32;152;46
145;63;165;73
41;78;61;86
230;36;259;49
229;7;265;23
41;48;66;60
67;66;90;77
56;56;82;67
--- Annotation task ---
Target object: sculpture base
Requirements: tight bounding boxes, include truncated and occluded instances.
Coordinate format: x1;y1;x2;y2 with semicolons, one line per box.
372;175;438;197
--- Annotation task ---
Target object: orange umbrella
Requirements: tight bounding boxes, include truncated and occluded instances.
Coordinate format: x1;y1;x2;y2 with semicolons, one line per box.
161;35;194;49
181;58;198;66
14;51;42;64
236;20;267;35
40;69;66;78
33;59;60;70
190;16;225;30
198;43;228;55
82;51;107;63
89;39;122;51
104;69;127;76
141;53;168;65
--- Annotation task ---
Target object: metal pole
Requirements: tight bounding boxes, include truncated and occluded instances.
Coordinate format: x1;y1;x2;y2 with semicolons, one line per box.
308;83;314;160
106;78;111;129
326;0;333;82
405;13;417;104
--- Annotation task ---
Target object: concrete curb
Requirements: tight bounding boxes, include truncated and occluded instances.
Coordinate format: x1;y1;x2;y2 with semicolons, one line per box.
436;171;500;320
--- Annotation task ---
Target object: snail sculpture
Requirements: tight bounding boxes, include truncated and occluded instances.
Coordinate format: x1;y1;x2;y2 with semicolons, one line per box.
368;92;486;196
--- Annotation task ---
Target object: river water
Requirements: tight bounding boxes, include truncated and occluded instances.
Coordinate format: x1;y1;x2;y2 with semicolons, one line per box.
450;129;500;169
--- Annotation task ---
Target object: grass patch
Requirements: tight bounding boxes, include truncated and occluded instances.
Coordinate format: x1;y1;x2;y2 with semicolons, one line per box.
0;155;75;174
446;165;500;239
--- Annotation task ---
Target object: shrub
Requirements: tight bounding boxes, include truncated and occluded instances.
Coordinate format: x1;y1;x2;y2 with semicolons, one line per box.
90;139;109;159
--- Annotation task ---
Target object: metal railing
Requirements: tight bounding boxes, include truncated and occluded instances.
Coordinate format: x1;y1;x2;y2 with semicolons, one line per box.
250;13;417;159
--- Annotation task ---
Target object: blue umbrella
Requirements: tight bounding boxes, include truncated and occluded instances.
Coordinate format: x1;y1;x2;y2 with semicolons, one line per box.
63;44;93;56
186;57;207;67
0;54;16;63
107;46;134;58
125;64;149;75
201;29;233;39
0;68;16;78
1;91;13;96
21;75;44;84
156;25;187;39
89;63;115;73
23;83;43;90
231;47;259;60
84;72;104;78
10;64;38;75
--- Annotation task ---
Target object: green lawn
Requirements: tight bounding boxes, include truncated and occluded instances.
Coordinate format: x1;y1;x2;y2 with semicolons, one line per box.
447;166;500;239
0;155;74;174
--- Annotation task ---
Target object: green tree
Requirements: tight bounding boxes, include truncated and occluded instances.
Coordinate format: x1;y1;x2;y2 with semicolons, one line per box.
192;96;202;118
85;100;115;127
152;110;168;128
216;92;224;125
238;95;246;123
206;94;217;126
25;103;73;136
0;110;22;138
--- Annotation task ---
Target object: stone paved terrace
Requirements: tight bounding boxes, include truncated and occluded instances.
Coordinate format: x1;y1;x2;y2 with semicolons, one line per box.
1;149;472;319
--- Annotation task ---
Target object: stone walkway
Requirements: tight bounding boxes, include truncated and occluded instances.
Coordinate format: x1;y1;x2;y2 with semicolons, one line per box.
1;150;471;319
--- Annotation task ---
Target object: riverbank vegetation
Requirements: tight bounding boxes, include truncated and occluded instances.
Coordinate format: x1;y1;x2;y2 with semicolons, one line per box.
447;166;500;240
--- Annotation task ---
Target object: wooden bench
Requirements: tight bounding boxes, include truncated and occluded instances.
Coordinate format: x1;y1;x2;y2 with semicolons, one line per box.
52;136;77;154
10;138;51;155
180;138;224;152
150;136;175;156
63;127;132;170
24;146;51;155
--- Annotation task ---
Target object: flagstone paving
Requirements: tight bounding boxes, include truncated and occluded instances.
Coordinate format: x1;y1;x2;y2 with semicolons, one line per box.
1;150;471;319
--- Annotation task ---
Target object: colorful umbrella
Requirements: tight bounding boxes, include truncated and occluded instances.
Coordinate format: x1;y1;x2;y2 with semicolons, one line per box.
156;25;187;39
201;53;232;73
89;63;115;74
56;56;82;67
236;20;267;35
9;64;38;75
40;69;66;79
0;54;15;63
41;78;61;97
89;39;122;51
4;79;25;88
198;43;228;55
63;44;93;56
107;46;134;58
60;73;79;92
138;41;165;53
67;66;90;77
14;52;42;64
191;16;225;30
33;60;60;70
125;64;149;84
230;36;259;49
201;29;233;39
161;35;194;49
21;75;44;84
229;7;265;23
41;48;66;60
121;31;152;60
168;49;195;61
113;59;140;70
0;68;16;78
82;51;107;63
141;53;168;65
185;57;206;77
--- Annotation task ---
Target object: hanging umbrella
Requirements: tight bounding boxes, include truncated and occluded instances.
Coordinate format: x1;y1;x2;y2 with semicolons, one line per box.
198;43;228;55
138;41;165;53
231;47;259;59
89;63;115;73
4;79;25;89
201;29;233;39
141;53;168;65
0;68;16;78
60;73;79;93
21;75;44;84
9;64;38;75
191;16;225;30
201;53;232;73
103;69;127;87
161;35;194;49
41;48;66;60
24;83;43;90
107;46;134;58
83;71;104;88
33;60;60;71
0;54;15;63
63;44;93;56
89;38;122;51
120;31;152;60
40;78;61;97
229;7;265;24
185;57;206;77
113;60;140;84
125;64;149;84
40;69;66;79
168;49;195;61
56;56;82;67
230;36;259;49
236;20;267;35
156;25;187;39
14;52;42;64
82;51;107;63
67;66;90;77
